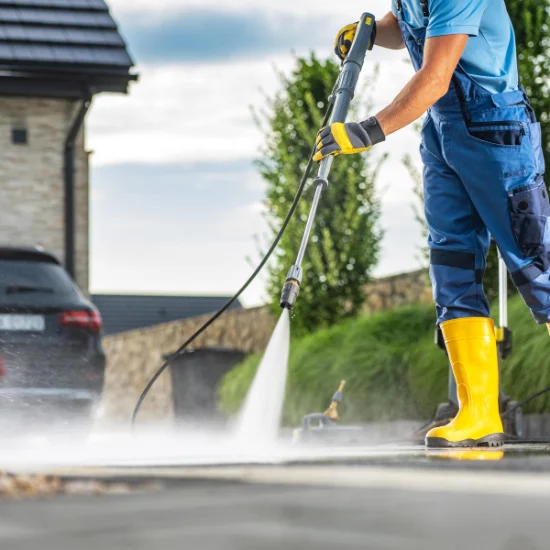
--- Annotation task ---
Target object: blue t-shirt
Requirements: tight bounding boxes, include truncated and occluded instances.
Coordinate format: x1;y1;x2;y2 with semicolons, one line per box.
391;0;518;94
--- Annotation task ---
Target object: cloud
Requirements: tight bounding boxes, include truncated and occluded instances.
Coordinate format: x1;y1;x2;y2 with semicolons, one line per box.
110;0;392;19
110;0;397;64
87;58;289;166
87;52;412;166
120;10;327;64
89;154;426;306
89;159;270;305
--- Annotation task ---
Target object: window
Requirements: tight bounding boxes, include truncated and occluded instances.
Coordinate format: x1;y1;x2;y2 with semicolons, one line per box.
0;259;79;306
12;128;27;145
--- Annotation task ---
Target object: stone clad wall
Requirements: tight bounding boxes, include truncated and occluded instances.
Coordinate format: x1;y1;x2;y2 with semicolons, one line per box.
101;307;276;425
362;269;431;313
0;97;89;292
100;269;432;425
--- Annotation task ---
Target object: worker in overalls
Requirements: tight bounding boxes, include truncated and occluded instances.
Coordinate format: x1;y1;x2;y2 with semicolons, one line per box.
315;0;549;448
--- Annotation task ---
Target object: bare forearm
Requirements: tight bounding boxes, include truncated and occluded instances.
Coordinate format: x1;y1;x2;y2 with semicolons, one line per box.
375;68;448;135
375;12;405;50
374;34;468;136
316;34;468;159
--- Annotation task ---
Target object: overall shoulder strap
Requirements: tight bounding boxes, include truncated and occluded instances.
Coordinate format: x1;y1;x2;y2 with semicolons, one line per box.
396;0;429;17
420;0;430;17
402;0;430;17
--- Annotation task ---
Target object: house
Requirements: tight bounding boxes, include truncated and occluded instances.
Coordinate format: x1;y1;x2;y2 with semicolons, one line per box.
0;0;136;293
92;294;243;335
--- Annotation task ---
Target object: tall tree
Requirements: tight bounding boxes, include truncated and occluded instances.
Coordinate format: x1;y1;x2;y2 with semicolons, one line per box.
257;54;384;335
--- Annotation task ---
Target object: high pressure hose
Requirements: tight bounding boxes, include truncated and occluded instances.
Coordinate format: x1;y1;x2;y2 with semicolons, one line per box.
130;104;334;429
132;13;376;428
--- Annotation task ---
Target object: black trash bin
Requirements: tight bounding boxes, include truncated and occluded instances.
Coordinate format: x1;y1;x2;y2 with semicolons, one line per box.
169;347;245;426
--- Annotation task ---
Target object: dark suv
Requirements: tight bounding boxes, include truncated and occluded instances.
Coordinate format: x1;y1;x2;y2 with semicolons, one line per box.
0;247;106;433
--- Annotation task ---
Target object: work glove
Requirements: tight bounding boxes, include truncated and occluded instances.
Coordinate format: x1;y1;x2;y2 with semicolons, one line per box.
334;21;376;61
313;117;385;162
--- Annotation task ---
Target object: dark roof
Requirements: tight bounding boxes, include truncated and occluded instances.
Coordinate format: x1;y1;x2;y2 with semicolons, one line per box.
0;0;136;97
92;295;243;336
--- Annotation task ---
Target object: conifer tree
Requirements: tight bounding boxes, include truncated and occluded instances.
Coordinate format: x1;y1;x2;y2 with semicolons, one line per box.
258;54;383;334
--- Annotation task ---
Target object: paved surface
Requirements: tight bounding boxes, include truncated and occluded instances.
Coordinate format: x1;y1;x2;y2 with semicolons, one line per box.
0;475;547;550
2;441;550;549
29;442;550;476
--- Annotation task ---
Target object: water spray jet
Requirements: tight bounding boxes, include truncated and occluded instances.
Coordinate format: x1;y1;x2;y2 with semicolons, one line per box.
236;14;376;444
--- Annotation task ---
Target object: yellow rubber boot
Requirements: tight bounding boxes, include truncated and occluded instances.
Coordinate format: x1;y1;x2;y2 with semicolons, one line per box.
426;318;504;449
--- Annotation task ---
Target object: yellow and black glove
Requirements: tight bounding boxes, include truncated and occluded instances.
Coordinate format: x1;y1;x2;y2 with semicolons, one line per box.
334;21;377;61
314;117;385;162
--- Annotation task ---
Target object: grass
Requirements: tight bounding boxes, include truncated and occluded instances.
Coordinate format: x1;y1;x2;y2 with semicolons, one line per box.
218;295;550;426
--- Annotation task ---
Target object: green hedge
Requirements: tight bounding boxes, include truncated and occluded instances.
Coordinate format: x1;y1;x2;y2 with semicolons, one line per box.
218;295;550;426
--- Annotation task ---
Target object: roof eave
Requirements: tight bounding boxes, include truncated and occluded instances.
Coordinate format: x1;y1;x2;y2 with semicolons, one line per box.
0;66;138;98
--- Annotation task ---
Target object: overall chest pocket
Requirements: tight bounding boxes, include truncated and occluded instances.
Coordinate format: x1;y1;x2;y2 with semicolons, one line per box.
508;177;550;258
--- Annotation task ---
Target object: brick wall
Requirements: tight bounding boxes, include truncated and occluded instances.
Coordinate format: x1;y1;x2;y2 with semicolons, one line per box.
0;97;89;293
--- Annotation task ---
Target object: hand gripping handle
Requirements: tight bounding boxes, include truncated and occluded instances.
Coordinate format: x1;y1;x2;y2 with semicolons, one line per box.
317;13;376;183
329;13;376;125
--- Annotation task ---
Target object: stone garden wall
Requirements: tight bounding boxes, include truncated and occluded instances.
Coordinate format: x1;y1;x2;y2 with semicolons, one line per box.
362;268;431;313
100;269;431;425
100;307;275;425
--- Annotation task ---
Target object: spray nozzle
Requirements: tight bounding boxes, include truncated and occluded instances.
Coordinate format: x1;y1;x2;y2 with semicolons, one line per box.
324;380;346;421
280;280;300;310
280;265;302;310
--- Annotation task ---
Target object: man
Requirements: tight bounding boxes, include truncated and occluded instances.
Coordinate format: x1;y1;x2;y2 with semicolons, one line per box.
315;0;548;448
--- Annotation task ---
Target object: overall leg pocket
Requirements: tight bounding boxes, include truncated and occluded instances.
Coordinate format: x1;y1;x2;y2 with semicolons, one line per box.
508;177;550;258
467;121;525;147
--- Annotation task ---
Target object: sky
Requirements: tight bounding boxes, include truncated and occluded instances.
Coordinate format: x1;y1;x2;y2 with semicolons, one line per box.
87;0;425;306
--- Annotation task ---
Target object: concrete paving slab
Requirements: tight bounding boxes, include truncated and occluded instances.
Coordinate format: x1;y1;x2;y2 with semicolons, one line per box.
1;430;550;472
0;478;546;550
0;434;548;549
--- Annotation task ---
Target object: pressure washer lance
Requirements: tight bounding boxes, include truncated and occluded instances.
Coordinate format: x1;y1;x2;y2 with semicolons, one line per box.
280;12;376;311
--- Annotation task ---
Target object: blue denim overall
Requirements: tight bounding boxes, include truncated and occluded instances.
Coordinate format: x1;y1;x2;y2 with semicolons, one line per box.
396;2;550;325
